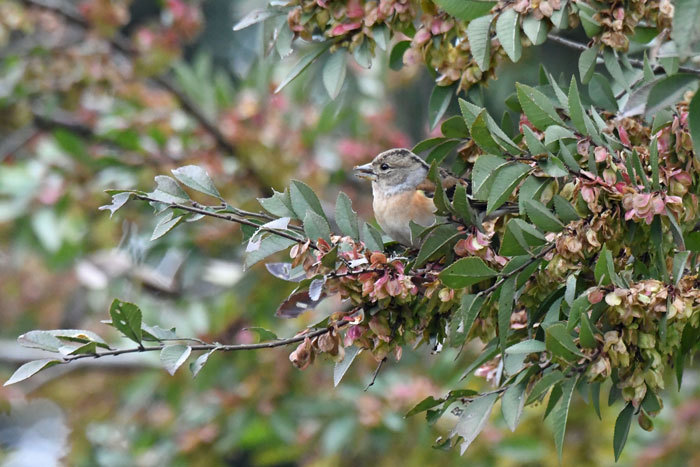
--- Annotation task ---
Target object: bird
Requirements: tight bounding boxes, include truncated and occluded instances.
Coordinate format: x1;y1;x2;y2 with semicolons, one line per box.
353;148;465;247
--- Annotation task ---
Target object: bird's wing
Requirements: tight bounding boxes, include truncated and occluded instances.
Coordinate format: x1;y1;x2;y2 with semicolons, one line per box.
416;168;468;200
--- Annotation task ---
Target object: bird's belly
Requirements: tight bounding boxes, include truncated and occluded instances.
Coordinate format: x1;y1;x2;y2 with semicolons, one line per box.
373;191;436;247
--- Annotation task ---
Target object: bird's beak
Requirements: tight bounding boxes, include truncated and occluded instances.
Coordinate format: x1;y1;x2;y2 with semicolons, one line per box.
353;163;377;181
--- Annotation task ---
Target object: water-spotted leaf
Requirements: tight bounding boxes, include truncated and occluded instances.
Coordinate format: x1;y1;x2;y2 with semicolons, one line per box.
4;359;62;386
160;344;192;376
516;83;566;130
323;52;348;99
171;165;222;199
466;15;494;71
496;9;521;62
439;257;498;288
434;0;496;21
335;192;360;241
109;299;142;344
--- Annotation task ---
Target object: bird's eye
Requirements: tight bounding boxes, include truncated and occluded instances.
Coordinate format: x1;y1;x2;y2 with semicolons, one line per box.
380;163;389;171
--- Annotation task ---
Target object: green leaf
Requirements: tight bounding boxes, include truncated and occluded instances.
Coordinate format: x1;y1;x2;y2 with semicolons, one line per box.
689;90;700;155
190;349;215;378
450;294;486;347
550;0;568;28
645;74;699;118
322;52;348;99
516;83;566;130
591;382;602;419
578;45;600;85
522;15;549;45
552;376;578;462
487;163;531;214
361;222;384;252
518;175;548;214
496;9;522;62
233;8;284;31
470;110;504;155
245;235;297;269
434;0;496;21
406;396;446;418
472;155;508;200
505;339;546;354
466;14;494;71
546;323;585;361
553;195;579;223
171;165;222;199
4;359;62;386
441;115;469;138
335;192;360;241
538;155;569;178
17;330;63;352
498;277;516;356
589;73;618;111
109;299;143;345
160;344;192;376
275;42;331;93
429;85;454;130
594;244;616;286
613;403;634;461
258;190;296;218
99;192;131;218
672;0;700;56
290;180;326;220
415;224;461;267
501;374;528;431
303;210;331;243
334;345;361;387
452;184;477;226
151;212;184;241
525;200;564;232
577;2;601;37
579;312;597;349
142;324;178;341
450;393;498;455
526;370;564;405
413;137;448;154
439;257;498;288
567;293;590;331
649;135;660;189
500;218;546;256
426;140;461;165
245;327;278;342
603;48;628;90
150;175;190;204
459;98;481;126
389;41;411;70
673;251;691;285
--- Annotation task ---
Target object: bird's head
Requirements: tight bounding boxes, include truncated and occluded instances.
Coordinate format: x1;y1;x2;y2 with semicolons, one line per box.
353;148;430;196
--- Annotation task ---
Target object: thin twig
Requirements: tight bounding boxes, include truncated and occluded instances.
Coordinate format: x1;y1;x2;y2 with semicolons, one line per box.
365;357;387;391
547;33;700;76
478;244;556;298
63;321;348;362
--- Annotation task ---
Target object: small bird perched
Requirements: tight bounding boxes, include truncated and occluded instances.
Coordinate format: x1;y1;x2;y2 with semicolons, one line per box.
353;148;464;247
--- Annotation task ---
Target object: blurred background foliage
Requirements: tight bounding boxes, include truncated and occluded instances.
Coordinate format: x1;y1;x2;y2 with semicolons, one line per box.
1;0;700;465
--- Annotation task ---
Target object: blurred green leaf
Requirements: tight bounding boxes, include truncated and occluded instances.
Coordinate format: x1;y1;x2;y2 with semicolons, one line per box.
522;15;549;45
160;344;192;376
275;42;331;93
4;359;62;386
450;392;498;455
171;165;222;200
552;376;578;462
335;192;360;241
434;0;496;21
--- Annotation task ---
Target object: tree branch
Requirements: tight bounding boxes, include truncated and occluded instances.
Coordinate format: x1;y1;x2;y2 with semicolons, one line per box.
547;33;700;76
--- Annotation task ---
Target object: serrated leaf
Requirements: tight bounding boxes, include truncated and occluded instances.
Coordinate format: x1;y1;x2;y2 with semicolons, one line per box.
545;323;585;361
361;222;384;252
589;73;618;111
552;195;579;223
613;403;634;461
689;90;700;155
322;52;347;99
160;344;192;376
525;200;564;232
500;218;546;256
526;370;564;405
502;373;529;431
449;294;486;347
150;175;190;204
244;235;297;269
275;42;331;93
472;154;508;200
258;190;296;218
505;339;546;354
334;345;361;387
426;140;461;165
594;244;616;286
487;163;531;214
4;359;62;386
522;15;549;45
439;257;498;288
450;393;498;455
17;330;63;352
452;184;477;227
434;0;496;21
335;192;360;241
109;299;142;344
290;180;326;220
99;192;131;218
429;85;454;130
518;175;549;214
538;155;569;178
516;83;566;130
470;110;504;155
645;74;699;118
190;349;215;378
496;9;522;62
171;165;222;199
552;376;578;462
466;15;494;71
303;210;331;243
498;277;516;357
413;137;448;154
550;0;568;28
579;312;597;349
441;115;470;138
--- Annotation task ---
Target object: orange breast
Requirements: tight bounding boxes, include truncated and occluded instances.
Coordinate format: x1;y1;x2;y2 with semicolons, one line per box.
373;190;436;246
